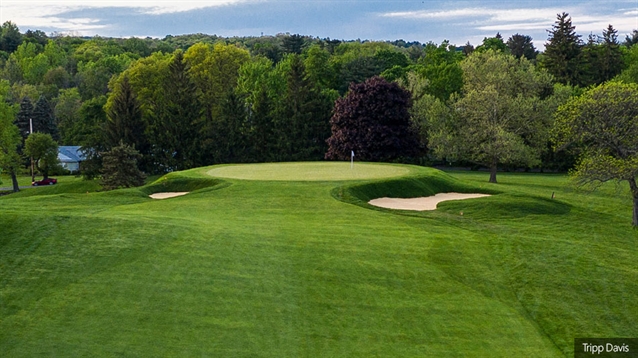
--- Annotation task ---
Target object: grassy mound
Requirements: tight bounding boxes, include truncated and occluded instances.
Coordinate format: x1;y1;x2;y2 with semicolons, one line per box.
141;168;228;196
207;161;411;181
334;166;495;204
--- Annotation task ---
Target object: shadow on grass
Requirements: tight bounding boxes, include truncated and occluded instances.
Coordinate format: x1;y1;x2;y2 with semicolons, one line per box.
140;176;229;196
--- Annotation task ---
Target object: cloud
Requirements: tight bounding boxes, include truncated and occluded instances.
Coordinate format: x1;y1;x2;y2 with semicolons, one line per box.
381;6;638;39
381;7;563;22
0;0;252;34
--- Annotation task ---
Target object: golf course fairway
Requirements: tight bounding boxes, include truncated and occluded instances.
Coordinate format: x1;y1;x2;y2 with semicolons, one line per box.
0;162;636;357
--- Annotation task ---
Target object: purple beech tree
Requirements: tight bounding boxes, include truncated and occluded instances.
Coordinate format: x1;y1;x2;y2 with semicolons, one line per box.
325;76;420;162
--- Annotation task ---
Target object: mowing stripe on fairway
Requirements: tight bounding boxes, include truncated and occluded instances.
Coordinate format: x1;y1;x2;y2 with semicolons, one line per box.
206;162;412;181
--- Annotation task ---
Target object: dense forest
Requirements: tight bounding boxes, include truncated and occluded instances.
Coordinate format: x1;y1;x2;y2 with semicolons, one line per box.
0;12;637;182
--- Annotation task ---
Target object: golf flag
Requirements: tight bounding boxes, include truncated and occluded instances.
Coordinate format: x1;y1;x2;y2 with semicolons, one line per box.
351;150;354;169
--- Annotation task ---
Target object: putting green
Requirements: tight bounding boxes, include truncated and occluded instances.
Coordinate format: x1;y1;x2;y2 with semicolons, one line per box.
206;162;412;181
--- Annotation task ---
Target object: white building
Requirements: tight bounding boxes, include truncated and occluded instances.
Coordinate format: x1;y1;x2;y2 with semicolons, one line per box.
58;146;85;172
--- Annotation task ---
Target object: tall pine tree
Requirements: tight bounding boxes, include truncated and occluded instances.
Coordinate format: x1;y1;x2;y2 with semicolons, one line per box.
104;74;149;170
148;50;203;171
580;26;625;86
100;142;146;190
213;91;248;163
274;54;333;161
247;86;275;162
542;13;583;85
599;25;624;82
14;97;33;142
32;96;59;141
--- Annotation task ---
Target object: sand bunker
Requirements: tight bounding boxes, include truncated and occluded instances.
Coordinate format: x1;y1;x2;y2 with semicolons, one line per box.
149;192;189;199
369;192;490;211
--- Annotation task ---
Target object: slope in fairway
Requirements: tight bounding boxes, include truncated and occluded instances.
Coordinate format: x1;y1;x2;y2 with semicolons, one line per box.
207;161;411;181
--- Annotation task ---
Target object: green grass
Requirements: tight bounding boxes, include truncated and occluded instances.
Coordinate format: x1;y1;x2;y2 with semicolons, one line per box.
0;164;636;357
207;161;412;181
0;173;85;189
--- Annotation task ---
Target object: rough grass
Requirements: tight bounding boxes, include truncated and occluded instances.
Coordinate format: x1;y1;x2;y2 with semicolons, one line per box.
0;164;636;357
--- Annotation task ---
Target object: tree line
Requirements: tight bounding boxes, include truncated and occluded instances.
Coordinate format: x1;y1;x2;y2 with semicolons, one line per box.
0;13;636;190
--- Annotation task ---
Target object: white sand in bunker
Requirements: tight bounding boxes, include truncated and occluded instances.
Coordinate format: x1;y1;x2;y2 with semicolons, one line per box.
149;192;189;199
369;192;491;211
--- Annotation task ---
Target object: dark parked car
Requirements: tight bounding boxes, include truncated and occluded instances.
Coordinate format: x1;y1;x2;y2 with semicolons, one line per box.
32;178;57;186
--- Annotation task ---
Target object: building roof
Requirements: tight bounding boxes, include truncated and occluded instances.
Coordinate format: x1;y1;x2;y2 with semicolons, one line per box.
58;146;86;163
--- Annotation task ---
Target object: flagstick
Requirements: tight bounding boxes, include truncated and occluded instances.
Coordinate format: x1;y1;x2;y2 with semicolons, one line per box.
351;150;354;169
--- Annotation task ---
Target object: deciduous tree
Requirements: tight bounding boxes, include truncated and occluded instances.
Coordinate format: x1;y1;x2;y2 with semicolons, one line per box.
476;33;509;53
429;50;554;183
325;76;420;161
0;80;21;192
54;88;82;145
24;132;58;179
553;82;638;226
416;41;463;101
73;96;108;179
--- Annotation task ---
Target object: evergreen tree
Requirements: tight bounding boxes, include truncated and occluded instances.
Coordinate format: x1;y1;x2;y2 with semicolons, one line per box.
507;34;538;60
462;41;474;56
542;12;583;85
282;34;305;54
148;50;203;171
274;54;333;161
14;97;33;142
100;142;146;190
104;75;149;168
0;21;23;53
248;86;275;162
580;26;625;86
599;25;624;82
580;34;602;86
32;96;59;141
624;30;638;48
212;91;248;163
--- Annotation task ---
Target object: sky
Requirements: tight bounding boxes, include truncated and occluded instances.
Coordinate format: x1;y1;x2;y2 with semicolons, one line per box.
1;0;637;49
